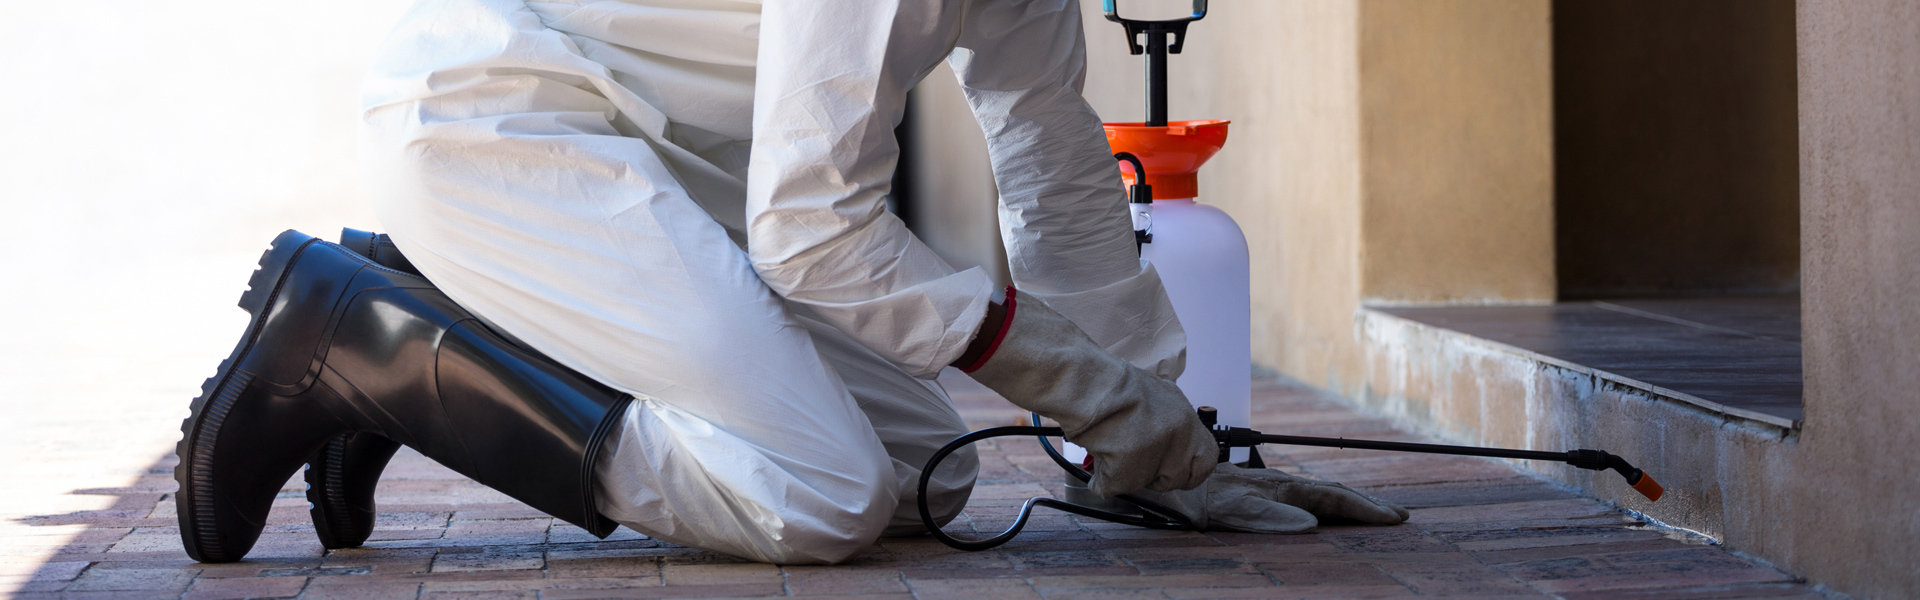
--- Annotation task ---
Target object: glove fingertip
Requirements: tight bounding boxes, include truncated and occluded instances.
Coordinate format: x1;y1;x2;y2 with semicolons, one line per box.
1361;499;1410;525
1359;493;1409;523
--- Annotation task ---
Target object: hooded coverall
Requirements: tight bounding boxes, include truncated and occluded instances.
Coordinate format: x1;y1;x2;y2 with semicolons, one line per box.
360;0;1183;564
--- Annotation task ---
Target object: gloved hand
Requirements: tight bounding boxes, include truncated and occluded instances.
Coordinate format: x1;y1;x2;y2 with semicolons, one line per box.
1132;463;1410;533
964;290;1216;498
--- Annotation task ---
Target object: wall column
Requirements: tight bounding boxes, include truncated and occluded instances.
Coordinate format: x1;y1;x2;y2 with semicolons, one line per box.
1790;1;1920;595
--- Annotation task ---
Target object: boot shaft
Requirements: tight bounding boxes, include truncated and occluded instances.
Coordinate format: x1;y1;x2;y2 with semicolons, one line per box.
183;231;628;565
285;241;629;537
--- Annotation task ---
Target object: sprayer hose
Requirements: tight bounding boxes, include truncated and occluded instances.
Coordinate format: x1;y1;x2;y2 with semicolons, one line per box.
916;416;1662;552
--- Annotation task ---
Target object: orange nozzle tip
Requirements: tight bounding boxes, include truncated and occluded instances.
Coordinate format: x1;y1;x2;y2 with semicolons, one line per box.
1631;474;1665;502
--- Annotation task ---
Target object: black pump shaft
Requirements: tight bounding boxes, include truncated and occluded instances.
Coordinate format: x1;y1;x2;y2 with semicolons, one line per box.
1144;27;1169;126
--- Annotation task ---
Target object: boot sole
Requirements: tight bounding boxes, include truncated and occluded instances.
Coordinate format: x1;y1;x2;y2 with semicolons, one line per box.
305;435;356;549
175;230;320;563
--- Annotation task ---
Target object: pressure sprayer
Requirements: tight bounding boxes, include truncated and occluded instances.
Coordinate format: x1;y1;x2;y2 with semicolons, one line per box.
1057;0;1249;511
912;0;1664;552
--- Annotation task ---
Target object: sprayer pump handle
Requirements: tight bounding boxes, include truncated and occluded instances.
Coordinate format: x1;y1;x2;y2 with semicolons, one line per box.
1103;1;1206;54
1103;1;1209;26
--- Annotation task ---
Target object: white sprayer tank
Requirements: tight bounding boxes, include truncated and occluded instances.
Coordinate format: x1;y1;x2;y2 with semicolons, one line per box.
1063;118;1252;467
1141;197;1253;463
1061;194;1254;465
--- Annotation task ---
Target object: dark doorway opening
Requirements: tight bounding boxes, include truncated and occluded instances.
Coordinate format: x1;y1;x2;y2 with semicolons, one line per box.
1552;0;1800;299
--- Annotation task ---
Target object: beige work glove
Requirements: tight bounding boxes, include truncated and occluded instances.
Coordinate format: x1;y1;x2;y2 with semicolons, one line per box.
967;290;1217;497
1131;463;1409;533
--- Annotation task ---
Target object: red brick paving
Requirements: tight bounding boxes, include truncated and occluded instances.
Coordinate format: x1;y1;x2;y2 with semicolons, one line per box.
1;374;1828;599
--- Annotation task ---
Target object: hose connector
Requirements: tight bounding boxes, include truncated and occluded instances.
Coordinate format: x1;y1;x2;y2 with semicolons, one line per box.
1114;152;1153;251
1198;406;1262;463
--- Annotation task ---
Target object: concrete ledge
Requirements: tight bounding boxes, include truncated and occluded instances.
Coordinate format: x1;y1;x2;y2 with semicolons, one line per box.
1352;308;1801;543
1369;308;1800;431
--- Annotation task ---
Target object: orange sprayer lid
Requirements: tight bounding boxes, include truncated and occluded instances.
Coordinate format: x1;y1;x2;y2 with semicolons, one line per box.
1104;119;1230;200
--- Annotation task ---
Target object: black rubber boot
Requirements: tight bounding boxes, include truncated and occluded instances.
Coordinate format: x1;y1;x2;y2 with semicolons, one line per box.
303;430;401;550
301;229;421;550
337;228;420;276
176;230;631;563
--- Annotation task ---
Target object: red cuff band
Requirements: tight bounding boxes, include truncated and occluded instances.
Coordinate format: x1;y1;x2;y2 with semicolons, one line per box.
960;286;1017;373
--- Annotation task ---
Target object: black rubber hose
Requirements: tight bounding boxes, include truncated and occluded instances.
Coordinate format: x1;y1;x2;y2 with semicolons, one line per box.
917;417;1663;552
915;425;1192;552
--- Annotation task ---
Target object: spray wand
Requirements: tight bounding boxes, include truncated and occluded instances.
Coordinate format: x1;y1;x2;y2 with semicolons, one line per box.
1188;407;1664;499
916;407;1663;551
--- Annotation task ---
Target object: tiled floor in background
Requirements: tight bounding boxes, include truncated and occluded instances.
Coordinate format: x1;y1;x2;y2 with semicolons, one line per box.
2;373;1826;599
1381;296;1803;423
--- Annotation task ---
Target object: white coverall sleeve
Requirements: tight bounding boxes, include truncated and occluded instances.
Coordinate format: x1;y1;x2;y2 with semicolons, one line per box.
949;0;1187;378
746;0;994;378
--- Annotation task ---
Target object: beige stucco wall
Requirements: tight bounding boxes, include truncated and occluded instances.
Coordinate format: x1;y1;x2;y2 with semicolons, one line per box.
1357;0;1556;305
1790;0;1920;595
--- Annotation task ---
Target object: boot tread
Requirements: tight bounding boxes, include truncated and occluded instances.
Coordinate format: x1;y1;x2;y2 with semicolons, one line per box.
176;231;317;563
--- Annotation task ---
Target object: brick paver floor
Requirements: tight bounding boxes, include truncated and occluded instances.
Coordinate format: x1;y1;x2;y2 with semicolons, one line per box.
3;372;1828;599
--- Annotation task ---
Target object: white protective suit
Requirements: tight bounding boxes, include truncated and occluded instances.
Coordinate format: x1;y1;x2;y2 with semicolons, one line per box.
360;0;1184;564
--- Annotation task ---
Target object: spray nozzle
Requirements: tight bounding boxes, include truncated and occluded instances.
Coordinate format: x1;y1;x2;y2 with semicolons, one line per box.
1567;449;1666;502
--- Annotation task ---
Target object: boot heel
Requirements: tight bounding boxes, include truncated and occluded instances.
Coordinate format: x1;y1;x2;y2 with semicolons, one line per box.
306;432;401;549
306;437;351;548
236;230;318;316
